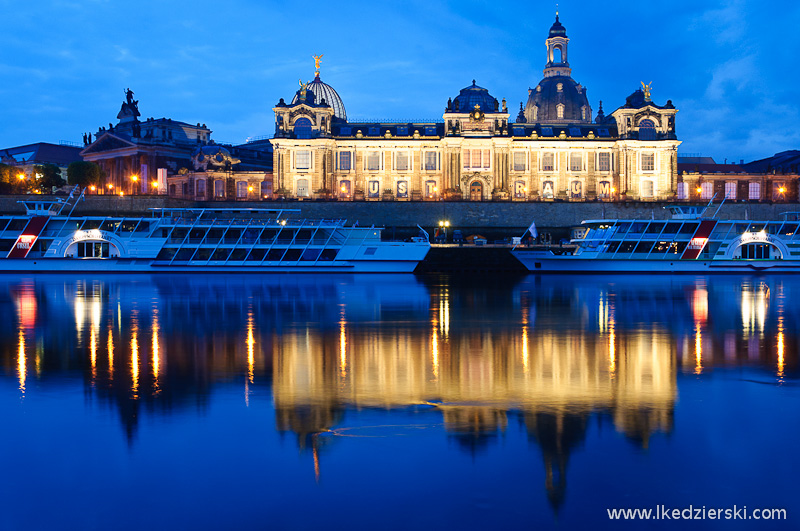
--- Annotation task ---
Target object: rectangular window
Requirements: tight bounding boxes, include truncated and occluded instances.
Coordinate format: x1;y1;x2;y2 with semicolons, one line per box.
236;181;248;198
366;151;381;171
641;180;655;198
338;151;351;171
395;151;409;171
598;152;610;172
295;150;311;170
397;126;408;136
513;152;526;172
701;181;714;200
463;150;470;169
462;149;489;170
483;149;491;169
196;179;206;196
725;181;737;200
542;152;555;172
424;151;438;171
570;152;583;172
749;182;761;200
641;152;655;172
677;182;688;200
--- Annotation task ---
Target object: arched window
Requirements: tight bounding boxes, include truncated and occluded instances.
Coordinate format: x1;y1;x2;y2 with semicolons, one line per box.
294;117;313;139
556;104;565;119
639;119;656;140
553;47;562;63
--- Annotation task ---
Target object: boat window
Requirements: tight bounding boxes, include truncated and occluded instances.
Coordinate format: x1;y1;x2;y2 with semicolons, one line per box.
118;220;140;233
668;242;687;254
246;249;267;262
0;219;9;232
633;241;654;254
301;249;322;261
229;248;248;261
678;223;699;235
295;230;313;244
223;229;241;244
173;248;197;261
783;224;799;236
189;228;207;242
735;224;750;234
242;228;261;243
169;228;188;243
282;249;303;261
612;222;631;238
155;247;178;261
645;222;665;234
662;222;681;234
710;223;732;239
364;247;377;256
100;220;119;232
748;224;765;233
266;248;286;261
193;248;212;261
0;239;16;252
319;248;339;261
134;221;151;233
260;229;277;243
210;248;231;261
618;241;637;253
652;241;671;253
204;229;223;244
81;220;101;230
7;219;29;231
740;243;771;259
767;223;782;235
628;222;648;234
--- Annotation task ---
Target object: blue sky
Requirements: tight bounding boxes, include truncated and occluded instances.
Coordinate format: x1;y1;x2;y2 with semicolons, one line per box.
1;0;798;162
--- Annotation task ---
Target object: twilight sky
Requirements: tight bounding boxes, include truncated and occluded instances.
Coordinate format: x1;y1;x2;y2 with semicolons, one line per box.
1;0;798;162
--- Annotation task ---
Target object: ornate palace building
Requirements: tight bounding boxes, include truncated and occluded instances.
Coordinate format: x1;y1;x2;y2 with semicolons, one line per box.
271;16;680;202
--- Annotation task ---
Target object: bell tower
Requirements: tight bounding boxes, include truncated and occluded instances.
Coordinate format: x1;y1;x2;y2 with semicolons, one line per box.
544;13;571;78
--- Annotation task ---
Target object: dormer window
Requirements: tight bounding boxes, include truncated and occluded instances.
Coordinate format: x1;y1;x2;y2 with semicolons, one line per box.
556;83;563;92
557;104;565;119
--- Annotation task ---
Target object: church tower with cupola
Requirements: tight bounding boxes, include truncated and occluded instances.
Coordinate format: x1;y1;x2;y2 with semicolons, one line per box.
543;14;571;78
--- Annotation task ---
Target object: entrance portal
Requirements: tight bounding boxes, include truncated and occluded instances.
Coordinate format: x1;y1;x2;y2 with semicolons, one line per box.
470;181;483;201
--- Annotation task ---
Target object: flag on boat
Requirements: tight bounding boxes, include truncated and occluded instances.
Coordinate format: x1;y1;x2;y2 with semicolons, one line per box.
527;221;538;239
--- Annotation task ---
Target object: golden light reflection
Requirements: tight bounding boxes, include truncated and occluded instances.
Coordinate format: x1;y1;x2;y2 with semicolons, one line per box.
339;317;347;379
439;289;450;337
152;310;161;395
521;306;529;374
741;283;769;337
107;327;114;380
247;311;255;384
777;317;785;381
694;324;703;375
131;321;139;399
17;329;26;396
609;318;616;378
692;287;708;324
431;323;439;380
90;328;97;383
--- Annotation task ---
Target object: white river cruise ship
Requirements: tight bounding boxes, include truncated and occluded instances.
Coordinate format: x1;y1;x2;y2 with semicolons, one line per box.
0;189;429;273
513;203;800;273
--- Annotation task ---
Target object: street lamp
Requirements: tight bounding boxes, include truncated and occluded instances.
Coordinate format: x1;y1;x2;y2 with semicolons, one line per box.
89;185;96;193
131;174;138;195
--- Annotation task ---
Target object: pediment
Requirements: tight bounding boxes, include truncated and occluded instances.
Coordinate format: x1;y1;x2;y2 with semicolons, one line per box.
80;133;137;155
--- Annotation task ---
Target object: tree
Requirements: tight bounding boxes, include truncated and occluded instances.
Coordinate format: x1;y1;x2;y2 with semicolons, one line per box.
33;164;66;193
67;161;105;188
0;163;28;194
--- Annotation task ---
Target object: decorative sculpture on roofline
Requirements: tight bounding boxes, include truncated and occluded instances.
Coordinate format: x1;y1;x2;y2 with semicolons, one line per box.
313;54;323;73
117;87;140;122
641;81;652;102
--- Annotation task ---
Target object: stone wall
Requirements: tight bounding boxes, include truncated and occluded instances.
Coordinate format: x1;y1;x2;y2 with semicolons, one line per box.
0;195;795;231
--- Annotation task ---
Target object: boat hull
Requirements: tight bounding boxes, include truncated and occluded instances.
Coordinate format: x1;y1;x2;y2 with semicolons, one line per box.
0;257;424;274
512;251;800;273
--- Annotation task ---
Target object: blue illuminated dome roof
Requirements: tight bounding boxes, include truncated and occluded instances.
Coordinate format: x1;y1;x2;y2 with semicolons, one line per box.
452;80;499;113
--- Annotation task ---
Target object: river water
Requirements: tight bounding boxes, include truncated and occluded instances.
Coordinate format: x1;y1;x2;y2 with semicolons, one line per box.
0;274;797;530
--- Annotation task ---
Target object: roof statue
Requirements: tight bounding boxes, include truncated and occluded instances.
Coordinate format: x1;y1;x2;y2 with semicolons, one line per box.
117;87;140;123
313;54;323;72
641;81;653;102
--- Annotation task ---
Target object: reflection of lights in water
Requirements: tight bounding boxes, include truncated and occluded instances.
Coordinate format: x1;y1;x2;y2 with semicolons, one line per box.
152;310;161;394
598;294;609;333
90;328;97;383
75;297;85;335
609;319;616;377
439;289;450;337
107;327;114;379
246;310;255;384
431;323;439;380
741;283;769;337
777;315;785;381
692;287;708;324
521;306;529;374
131;314;139;399
694;325;703;375
339;314;347;379
17;329;26;395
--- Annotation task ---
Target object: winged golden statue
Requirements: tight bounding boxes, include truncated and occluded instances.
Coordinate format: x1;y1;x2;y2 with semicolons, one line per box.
313;54;323;71
641;81;652;101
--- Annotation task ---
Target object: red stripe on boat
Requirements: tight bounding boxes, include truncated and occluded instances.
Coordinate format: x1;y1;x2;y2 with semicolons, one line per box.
7;216;49;258
681;219;717;260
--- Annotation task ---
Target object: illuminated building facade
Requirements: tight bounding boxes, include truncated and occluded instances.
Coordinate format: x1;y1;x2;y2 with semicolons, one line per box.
271;16;681;202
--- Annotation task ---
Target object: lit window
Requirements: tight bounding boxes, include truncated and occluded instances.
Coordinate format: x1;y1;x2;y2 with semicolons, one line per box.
295;150;311;170
598;152;610;172
294;118;312;139
461;149;489;170
749;182;761;200
641;180;655;198
338;151;351;171
236;181;248;198
557;104;564;119
569;152;582;172
196;179;206;196
641;152;655;172
366;151;381;171
513;152;526;172
701;182;713;199
725;181;737;200
677;182;688;200
483;149;491;169
395;151;409;171
463;150;470;170
542;152;555;172
424;151;438;171
639;119;656;141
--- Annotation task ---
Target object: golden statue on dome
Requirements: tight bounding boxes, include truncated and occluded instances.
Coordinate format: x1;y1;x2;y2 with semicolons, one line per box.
641;81;652;102
313;54;324;73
